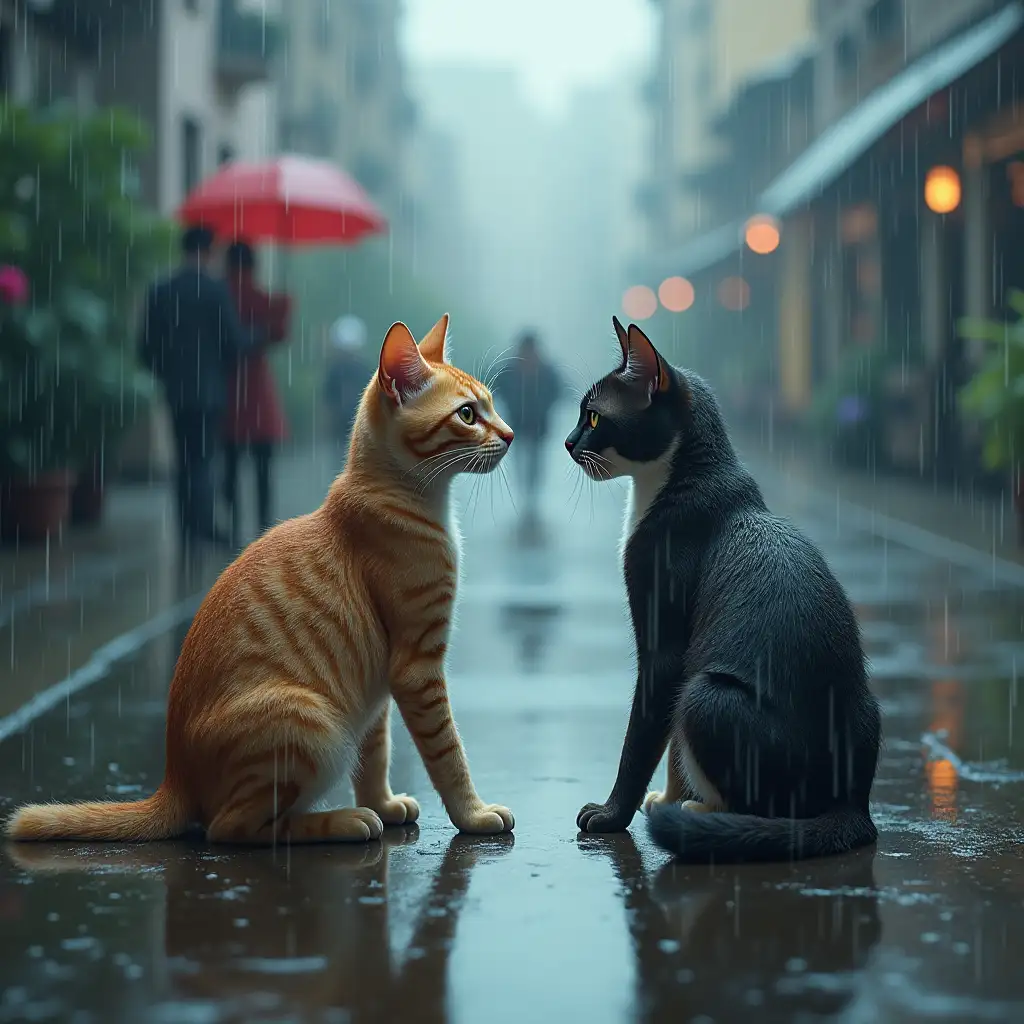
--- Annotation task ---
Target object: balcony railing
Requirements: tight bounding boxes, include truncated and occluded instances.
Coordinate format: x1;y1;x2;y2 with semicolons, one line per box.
217;0;281;90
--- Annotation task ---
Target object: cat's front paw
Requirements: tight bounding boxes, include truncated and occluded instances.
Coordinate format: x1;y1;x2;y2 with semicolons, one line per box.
453;802;515;835
577;801;633;833
370;793;420;826
643;790;676;814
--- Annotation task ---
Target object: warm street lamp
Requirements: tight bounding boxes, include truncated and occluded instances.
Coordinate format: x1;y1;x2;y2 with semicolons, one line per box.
622;284;657;320
744;214;781;255
658;276;695;312
924;166;962;214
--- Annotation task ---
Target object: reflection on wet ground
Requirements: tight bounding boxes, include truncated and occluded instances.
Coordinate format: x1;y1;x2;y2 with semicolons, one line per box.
3;436;1024;1021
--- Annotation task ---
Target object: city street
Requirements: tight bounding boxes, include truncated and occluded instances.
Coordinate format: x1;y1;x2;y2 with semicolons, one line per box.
2;403;1024;1023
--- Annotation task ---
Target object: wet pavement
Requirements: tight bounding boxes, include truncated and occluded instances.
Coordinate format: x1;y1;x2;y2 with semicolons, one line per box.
3;409;1024;1022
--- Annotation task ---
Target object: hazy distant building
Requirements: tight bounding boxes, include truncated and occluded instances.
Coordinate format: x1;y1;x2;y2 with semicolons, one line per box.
278;0;418;252
411;64;564;344
640;0;814;249
547;74;648;345
404;122;474;301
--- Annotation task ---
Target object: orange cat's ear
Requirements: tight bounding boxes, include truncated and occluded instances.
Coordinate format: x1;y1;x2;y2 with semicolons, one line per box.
624;323;670;397
612;316;629;369
378;322;432;405
418;313;450;364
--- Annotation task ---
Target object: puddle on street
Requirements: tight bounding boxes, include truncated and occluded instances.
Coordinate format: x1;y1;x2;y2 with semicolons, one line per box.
3;479;1024;1021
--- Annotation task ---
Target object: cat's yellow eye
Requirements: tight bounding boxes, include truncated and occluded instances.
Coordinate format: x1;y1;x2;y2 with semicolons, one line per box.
588;410;600;429
457;404;476;424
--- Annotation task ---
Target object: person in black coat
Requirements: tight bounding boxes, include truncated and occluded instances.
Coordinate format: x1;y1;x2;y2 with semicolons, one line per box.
137;226;262;560
492;330;564;540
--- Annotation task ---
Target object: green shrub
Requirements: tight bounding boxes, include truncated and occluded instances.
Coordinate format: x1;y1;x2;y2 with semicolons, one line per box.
0;103;174;476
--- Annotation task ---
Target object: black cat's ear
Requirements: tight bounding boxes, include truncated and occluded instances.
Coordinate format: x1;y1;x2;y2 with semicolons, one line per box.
624;323;671;397
612;316;629;368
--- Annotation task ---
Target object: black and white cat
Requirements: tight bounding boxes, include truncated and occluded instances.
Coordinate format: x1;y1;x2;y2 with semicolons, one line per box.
564;317;881;863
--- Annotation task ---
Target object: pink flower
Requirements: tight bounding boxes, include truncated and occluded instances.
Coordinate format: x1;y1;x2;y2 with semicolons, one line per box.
0;265;29;306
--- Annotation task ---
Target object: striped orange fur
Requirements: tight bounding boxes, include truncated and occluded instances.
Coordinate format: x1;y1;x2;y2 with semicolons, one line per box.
6;314;516;844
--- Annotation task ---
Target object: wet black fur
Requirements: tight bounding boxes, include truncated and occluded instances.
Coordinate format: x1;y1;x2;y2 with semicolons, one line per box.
565;320;882;863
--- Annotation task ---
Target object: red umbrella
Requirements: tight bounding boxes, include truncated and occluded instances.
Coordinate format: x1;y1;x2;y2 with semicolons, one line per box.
177;154;387;245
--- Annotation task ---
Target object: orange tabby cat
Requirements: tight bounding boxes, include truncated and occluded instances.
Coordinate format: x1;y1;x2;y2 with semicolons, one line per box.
6;314;516;844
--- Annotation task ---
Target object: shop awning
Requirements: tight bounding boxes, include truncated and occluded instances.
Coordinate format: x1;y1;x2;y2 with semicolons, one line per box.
643;4;1023;283
759;3;1024;216
645;220;745;282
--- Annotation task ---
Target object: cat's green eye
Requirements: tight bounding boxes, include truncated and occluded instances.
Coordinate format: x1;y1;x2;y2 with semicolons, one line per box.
588;410;600;429
457;404;476;425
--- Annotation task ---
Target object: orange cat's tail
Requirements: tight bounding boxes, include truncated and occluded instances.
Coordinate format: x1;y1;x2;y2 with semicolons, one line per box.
4;784;190;842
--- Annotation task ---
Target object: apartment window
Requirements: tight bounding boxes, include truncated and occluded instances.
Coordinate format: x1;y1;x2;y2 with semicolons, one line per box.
867;0;902;41
182;117;202;194
835;34;858;78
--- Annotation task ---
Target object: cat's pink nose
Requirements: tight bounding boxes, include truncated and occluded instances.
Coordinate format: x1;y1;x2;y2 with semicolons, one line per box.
564;439;573;453
498;427;514;446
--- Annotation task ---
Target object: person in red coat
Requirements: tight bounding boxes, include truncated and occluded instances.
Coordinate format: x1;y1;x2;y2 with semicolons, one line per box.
222;241;292;546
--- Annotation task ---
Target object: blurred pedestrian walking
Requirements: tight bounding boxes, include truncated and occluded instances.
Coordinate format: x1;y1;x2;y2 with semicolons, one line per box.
323;315;371;458
222;240;293;548
137;226;262;564
492;330;564;542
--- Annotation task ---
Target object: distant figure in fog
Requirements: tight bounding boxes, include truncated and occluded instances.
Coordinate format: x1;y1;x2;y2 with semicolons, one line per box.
324;315;371;456
222;240;293;548
492;330;564;539
137;226;262;562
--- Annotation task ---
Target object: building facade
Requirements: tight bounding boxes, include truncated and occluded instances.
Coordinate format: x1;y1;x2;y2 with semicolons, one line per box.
640;0;814;249
277;0;417;256
636;0;1024;492
1;0;279;478
2;0;278;214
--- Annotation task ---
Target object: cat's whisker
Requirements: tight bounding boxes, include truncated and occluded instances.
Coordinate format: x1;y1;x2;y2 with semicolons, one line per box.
482;355;522;394
414;448;481;490
479;344;518;389
497;463;518;517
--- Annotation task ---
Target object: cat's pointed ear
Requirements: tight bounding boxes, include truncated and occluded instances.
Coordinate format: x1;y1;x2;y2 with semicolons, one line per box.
624;323;671;398
612;315;629;368
418;312;450;364
378;321;432;405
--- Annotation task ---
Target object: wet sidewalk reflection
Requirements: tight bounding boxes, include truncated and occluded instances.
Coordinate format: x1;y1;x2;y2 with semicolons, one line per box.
3;433;1024;1020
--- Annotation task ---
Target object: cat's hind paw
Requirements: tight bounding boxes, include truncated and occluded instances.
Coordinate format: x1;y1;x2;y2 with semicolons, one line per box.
643;790;677;814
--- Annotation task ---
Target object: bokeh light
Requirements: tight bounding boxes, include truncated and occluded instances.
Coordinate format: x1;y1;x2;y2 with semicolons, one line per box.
657;276;695;313
744;214;781;255
717;276;751;312
622;284;658;320
924;166;961;214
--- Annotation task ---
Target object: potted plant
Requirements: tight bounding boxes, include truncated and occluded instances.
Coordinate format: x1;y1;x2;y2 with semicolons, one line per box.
0;298;81;540
807;344;889;469
0;103;172;538
958;289;1024;538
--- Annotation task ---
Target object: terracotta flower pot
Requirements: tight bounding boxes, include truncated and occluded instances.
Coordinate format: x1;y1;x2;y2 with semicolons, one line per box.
0;469;77;543
71;458;105;525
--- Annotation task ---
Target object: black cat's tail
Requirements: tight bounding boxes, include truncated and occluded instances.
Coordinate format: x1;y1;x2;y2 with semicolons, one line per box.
646;804;877;864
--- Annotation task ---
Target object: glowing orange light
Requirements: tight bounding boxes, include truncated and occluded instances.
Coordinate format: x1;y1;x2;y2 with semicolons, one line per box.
744;214;781;255
622;284;657;321
657;276;695;313
924;165;961;214
717;276;750;312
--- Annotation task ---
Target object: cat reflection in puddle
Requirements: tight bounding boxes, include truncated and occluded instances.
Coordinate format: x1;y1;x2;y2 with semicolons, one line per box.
577;832;881;1021
7;829;513;1019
